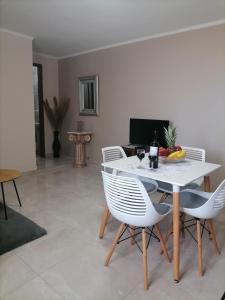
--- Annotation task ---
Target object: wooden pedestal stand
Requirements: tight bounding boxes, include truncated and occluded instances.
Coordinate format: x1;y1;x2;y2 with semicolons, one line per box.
67;132;92;167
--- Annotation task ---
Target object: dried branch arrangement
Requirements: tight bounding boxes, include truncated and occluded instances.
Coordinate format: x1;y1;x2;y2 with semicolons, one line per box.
43;97;70;132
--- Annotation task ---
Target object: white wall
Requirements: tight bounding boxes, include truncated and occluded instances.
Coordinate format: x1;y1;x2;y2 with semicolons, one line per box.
59;24;225;186
33;53;59;155
0;30;36;171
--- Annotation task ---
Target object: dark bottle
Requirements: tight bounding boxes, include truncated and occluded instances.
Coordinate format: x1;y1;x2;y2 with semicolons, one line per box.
149;131;159;169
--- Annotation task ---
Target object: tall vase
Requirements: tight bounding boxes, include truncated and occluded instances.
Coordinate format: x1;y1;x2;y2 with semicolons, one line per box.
52;131;61;158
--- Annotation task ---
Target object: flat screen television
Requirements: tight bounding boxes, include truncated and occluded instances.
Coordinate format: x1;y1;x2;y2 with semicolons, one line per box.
129;118;169;147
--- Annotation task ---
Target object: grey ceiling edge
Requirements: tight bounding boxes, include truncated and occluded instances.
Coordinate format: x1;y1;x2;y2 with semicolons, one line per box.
58;19;225;60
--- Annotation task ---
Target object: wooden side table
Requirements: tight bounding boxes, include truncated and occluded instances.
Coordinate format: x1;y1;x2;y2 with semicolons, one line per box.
0;169;22;220
67;132;92;167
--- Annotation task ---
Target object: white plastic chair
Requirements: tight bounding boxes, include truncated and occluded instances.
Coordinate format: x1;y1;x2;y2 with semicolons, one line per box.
102;146;127;173
174;179;225;275
99;146;158;238
181;146;206;162
158;146;206;197
102;146;158;193
102;171;172;289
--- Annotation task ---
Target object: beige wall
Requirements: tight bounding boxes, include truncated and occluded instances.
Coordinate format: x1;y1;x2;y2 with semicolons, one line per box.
33;53;59;155
59;24;225;186
0;30;36;171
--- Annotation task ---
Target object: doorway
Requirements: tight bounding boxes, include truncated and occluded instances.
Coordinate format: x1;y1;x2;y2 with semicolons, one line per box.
33;63;45;157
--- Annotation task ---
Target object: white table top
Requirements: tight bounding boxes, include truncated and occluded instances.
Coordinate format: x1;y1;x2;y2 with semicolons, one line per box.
102;155;221;187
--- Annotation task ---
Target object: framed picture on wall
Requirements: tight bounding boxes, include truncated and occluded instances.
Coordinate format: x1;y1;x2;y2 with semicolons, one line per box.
79;75;99;116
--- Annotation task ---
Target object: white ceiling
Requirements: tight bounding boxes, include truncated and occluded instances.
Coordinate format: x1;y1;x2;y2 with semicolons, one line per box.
0;0;224;58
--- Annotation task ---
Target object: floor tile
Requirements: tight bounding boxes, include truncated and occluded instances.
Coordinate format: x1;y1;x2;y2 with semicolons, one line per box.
2;277;64;300
123;282;197;300
15;226;91;274
0;252;36;297
40;242;142;300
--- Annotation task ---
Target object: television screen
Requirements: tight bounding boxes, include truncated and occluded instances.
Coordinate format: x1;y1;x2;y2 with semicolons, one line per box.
129;118;169;147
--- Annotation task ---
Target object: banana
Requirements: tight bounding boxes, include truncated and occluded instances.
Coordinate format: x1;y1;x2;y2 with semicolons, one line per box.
167;150;186;160
176;150;186;159
167;151;178;159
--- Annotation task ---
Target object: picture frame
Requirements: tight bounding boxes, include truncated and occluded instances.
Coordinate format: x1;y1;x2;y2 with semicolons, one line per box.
79;75;99;116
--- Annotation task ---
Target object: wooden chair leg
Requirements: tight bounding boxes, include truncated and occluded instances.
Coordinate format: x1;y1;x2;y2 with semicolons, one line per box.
206;221;213;240
158;192;168;203
160;222;173;255
129;226;135;245
207;219;220;254
104;223;125;266
99;205;110;238
142;228;148;290
196;220;203;276
156;224;170;262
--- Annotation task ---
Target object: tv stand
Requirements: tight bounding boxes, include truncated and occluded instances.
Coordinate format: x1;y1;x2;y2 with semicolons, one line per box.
122;144;149;157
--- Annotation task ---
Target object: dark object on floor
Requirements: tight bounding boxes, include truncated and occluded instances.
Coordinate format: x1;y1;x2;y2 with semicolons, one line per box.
43;97;70;158
53;130;61;158
221;291;225;300
0;204;47;255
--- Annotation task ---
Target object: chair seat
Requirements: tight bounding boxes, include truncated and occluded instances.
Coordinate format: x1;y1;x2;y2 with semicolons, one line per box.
180;190;209;208
119;171;158;193
157;181;199;194
153;203;171;215
165;189;212;210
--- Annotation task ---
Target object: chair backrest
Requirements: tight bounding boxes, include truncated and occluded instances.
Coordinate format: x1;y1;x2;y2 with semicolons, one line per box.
210;179;225;210
101;171;164;227
182;146;205;162
102;146;127;173
192;179;225;219
181;146;206;187
102;146;127;162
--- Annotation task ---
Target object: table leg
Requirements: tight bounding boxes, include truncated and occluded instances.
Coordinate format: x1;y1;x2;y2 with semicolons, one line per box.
204;176;211;192
173;185;180;282
112;169;118;175
204;176;214;241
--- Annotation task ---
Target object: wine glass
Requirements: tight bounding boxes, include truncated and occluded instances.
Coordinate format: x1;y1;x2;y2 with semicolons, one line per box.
136;149;145;167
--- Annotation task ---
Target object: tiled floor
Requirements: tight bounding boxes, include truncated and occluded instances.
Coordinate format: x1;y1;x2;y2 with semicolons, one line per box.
0;157;224;300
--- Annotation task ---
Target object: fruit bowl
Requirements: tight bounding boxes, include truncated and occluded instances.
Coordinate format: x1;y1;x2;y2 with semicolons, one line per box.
159;156;185;163
159;147;186;163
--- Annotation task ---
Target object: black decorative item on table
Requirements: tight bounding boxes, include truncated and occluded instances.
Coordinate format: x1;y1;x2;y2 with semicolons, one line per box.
137;149;145;161
149;130;159;169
